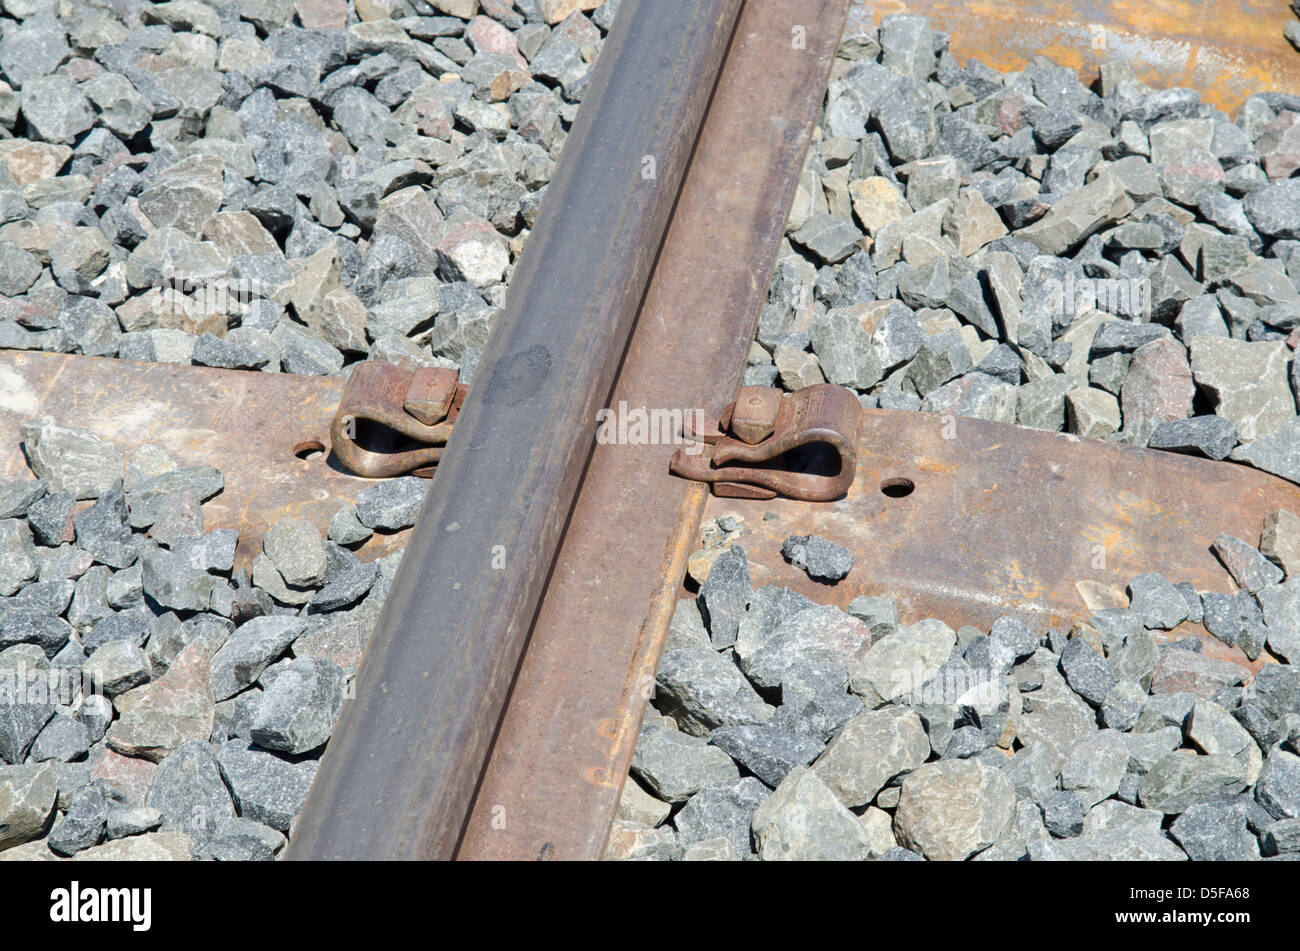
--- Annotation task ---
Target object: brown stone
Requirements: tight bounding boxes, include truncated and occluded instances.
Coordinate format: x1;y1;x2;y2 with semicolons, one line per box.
0;141;72;186
466;15;527;67
1149;649;1250;700
294;0;347;29
105;640;215;763
1259;111;1300;181
1120;337;1194;428
1261;509;1300;577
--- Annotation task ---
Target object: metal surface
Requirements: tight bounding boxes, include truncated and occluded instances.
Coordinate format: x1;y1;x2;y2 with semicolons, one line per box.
329;362;463;478
671;384;860;501
289;0;743;861
867;0;1300;114
705;408;1300;647
458;0;849;862
0;351;408;566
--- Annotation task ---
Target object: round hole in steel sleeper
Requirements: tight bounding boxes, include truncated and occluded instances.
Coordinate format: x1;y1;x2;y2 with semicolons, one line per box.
293;440;325;461
880;477;914;498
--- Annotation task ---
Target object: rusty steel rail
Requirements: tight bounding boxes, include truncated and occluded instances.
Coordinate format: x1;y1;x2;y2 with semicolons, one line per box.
457;0;849;861
288;0;743;861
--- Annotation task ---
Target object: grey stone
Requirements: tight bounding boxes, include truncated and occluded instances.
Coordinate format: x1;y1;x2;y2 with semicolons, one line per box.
1169;800;1260;860
679;836;737;862
1232;419;1300;487
216;739;316;833
1149;647;1248;699
141;549;222;613
1191;337;1296;444
1250;663;1300;719
791;213;862;265
616;777;671;830
1128;572;1190;630
1028;824;1187;860
811;706;929;807
1213;536;1284;596
697;546;751;649
771;659;863;743
308;561;376;612
851;618;955;705
845;595;899;641
1016;674;1099;771
1138;752;1250;813
145;740;234;853
1256;749;1300;820
0;762;57;850
72;490;135;570
1040;790;1084;837
76;694;111;744
1060;730;1129;807
83;640;150;698
894;759;1015;861
262;517;326;588
631;723;739;803
208;616;305;702
810;306;883;391
672;776;769;859
0;605;71;657
1016;374;1074;431
105;804;162;840
654;647;773;737
1004;744;1059;802
0;480;45;520
1060;636;1115;705
1244;178;1300;240
48;783;107;856
751;765;873;861
19;420;123;501
171;531;237;575
1148;416;1238;460
25;492;73;548
106;641;216;762
665;598;711;653
1019;170;1135;256
1188;699;1263;784
28;709;90;762
128;467;223;529
207;816;286;861
249;655;346;754
354;476;426;531
707;724;823;789
1101;679;1147;731
20;76;94;143
780;534;852;582
875;846;925;861
0;658;57;764
327;505;372;547
739;602;870;692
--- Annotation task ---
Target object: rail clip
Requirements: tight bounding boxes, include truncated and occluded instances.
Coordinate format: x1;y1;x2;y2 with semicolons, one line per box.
331;363;466;478
669;384;860;501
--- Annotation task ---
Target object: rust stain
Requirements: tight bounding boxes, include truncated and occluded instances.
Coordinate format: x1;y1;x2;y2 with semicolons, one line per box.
709;409;1300;634
0;351;410;567
881;0;1300;113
